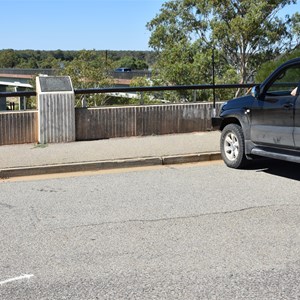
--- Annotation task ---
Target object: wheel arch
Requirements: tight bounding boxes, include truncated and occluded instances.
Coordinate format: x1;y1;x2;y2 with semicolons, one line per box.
220;117;242;131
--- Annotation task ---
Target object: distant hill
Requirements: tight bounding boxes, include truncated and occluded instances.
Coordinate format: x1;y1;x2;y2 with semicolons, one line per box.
0;49;158;69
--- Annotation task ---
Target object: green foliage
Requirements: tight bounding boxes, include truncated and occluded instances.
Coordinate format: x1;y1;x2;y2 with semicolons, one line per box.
256;48;300;82
60;50;115;107
290;12;300;46
60;50;111;88
130;76;153;104
0;49;157;107
103;76;162;105
0;49;18;68
114;56;149;70
215;67;241;101
25;96;37;109
147;0;299;99
0;49;155;70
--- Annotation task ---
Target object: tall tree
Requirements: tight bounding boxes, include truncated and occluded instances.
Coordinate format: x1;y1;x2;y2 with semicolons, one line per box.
291;12;300;46
147;0;298;95
255;47;300;82
0;49;17;68
60;50;114;106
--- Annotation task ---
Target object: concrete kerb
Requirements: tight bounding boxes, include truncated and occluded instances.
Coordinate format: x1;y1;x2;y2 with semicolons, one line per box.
162;152;221;165
0;152;221;179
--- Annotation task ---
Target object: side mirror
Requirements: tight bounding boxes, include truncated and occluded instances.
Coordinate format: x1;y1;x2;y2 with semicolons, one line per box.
251;86;260;99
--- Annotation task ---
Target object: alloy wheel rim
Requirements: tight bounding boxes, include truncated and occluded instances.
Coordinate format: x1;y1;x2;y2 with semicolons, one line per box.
224;132;239;161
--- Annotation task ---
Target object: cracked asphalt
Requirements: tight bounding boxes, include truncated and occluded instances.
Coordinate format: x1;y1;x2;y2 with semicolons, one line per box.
1;159;300;299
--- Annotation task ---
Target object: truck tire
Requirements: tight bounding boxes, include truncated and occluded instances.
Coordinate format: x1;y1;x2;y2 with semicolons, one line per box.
220;124;247;169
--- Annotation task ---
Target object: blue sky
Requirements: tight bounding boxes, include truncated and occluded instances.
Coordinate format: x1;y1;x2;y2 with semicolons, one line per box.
1;0;299;51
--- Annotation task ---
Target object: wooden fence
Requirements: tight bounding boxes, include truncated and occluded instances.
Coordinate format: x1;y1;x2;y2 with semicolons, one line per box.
0;111;38;145
75;103;220;140
0;103;221;145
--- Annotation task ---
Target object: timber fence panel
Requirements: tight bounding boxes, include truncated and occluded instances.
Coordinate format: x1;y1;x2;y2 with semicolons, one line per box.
0;111;38;145
75;103;222;141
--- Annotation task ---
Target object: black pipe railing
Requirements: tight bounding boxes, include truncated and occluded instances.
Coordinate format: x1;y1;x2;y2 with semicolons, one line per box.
0;68;57;76
0;83;256;99
0;91;36;97
74;83;256;95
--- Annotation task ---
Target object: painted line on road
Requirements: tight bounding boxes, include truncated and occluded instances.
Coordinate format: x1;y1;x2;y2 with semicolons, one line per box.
0;274;34;285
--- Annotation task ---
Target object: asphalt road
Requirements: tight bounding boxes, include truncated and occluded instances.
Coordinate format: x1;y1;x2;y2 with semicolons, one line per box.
1;160;300;299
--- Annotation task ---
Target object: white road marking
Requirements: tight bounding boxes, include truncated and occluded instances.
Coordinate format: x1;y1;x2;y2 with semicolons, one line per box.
0;274;34;285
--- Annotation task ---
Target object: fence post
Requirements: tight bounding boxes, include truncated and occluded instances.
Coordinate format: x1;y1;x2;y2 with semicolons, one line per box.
0;86;6;110
140;92;144;105
36;76;76;144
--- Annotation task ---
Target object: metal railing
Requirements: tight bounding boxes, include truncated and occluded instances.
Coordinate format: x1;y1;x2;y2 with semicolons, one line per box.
74;83;255;95
0;83;256;144
0;83;255;97
0;68;57;76
0;83;257;110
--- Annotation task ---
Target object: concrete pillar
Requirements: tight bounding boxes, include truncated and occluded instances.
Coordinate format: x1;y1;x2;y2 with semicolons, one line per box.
0;85;7;110
36;76;76;144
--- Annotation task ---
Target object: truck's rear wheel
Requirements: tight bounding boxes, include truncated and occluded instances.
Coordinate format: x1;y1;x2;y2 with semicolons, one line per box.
220;124;247;168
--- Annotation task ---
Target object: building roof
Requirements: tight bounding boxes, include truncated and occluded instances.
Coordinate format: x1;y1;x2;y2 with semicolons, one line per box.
0;81;33;88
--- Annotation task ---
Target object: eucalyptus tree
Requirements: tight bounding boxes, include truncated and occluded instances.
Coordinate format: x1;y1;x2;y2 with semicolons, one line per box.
256;47;300;82
61;50;114;106
291;12;300;45
147;0;298;98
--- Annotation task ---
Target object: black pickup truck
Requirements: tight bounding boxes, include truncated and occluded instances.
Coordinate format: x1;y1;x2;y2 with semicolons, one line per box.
212;57;300;168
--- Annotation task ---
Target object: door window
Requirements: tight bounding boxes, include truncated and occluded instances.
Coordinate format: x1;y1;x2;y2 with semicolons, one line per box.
266;65;300;97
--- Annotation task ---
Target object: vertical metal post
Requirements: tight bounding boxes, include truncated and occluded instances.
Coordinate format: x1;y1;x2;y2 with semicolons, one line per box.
105;50;108;75
0;85;7;110
212;6;216;118
81;95;87;108
212;47;216;117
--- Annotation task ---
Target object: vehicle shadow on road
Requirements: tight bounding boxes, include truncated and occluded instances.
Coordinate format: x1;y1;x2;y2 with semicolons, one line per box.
249;159;300;181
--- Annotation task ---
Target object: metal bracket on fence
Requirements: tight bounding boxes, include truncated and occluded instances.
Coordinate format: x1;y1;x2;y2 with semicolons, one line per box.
81;95;87;108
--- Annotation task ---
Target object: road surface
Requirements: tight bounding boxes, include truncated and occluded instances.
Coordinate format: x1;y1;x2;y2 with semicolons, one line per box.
1;160;300;299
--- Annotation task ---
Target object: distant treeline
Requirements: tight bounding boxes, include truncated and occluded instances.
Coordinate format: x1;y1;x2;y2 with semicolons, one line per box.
0;49;157;69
